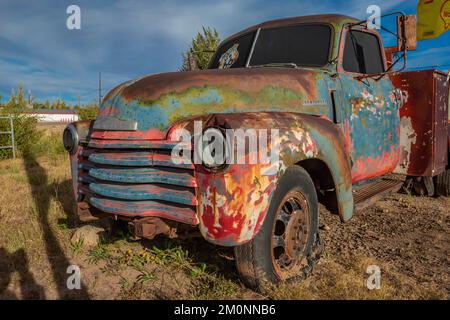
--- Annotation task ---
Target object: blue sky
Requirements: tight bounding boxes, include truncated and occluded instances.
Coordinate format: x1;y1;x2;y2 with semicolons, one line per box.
0;0;449;105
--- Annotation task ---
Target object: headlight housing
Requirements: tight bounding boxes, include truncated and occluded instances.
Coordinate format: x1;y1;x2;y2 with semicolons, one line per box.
63;124;79;155
197;126;229;171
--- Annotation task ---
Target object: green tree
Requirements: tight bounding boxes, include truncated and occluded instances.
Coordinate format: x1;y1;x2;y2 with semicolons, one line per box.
33;102;45;109
16;83;26;109
180;26;221;71
51;98;61;110
44;99;50;109
7;89;17;109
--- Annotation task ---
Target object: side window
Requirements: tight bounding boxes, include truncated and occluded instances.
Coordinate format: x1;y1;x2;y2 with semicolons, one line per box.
343;30;385;74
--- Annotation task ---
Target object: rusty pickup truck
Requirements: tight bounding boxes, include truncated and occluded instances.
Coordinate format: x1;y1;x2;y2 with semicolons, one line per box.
63;13;450;289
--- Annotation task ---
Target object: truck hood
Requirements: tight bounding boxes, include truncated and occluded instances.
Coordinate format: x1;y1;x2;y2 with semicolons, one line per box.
95;67;332;139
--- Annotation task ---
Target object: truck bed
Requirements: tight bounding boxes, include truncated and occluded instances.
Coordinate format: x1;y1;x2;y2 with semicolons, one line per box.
390;69;449;177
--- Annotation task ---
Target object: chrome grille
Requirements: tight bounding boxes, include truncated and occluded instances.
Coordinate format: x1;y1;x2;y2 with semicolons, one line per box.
78;137;198;225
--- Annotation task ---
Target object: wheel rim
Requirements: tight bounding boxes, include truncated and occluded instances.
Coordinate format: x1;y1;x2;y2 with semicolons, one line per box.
271;189;311;279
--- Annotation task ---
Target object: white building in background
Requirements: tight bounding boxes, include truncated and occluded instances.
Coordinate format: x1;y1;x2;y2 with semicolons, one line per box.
26;109;79;123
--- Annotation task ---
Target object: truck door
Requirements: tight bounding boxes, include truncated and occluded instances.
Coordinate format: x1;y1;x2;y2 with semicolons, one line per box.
336;29;400;183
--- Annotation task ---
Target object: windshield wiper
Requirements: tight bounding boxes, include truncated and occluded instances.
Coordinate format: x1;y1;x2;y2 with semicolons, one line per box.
249;62;299;69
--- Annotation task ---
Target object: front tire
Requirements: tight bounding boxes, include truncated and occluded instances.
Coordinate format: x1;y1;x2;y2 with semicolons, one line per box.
234;166;320;291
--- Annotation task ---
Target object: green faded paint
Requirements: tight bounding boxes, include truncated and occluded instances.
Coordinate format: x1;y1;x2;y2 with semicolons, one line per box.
139;85;305;122
145;85;307;124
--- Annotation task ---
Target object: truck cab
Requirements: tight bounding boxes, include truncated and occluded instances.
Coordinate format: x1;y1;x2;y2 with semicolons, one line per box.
63;13;449;290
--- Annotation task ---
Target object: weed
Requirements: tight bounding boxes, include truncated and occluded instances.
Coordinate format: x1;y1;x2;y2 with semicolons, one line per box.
136;269;157;284
70;238;84;255
57;221;69;230
120;276;131;290
88;243;111;265
191;275;239;299
190;263;207;278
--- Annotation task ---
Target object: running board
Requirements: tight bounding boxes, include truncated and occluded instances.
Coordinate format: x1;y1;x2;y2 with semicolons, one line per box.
353;178;403;212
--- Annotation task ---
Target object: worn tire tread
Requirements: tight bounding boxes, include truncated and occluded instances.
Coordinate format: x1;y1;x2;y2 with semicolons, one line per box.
234;165;319;291
436;169;450;197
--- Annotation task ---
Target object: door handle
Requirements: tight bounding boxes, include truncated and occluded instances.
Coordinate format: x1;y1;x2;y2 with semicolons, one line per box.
393;88;405;108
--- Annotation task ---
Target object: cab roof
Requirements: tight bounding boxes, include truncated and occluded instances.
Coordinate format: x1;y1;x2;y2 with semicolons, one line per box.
223;14;359;43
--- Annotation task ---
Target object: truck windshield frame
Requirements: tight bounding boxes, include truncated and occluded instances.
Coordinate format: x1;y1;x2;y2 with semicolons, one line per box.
209;23;333;69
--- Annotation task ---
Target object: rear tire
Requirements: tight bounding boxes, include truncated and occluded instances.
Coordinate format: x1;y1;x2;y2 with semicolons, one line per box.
234;166;321;291
403;176;435;196
435;169;450;197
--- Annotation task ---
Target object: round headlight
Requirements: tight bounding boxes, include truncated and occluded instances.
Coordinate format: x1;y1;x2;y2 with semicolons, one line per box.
197;127;229;171
63;124;79;155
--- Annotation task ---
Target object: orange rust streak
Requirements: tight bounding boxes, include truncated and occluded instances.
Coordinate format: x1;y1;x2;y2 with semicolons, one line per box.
351;145;400;183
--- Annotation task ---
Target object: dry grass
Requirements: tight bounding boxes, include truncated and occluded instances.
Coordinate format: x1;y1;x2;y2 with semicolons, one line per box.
0;153;78;299
266;256;445;300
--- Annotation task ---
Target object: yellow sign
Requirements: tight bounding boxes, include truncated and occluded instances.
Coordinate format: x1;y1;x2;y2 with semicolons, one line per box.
417;0;450;40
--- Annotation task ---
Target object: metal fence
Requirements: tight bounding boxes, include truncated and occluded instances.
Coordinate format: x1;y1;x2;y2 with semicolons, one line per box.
0;116;16;158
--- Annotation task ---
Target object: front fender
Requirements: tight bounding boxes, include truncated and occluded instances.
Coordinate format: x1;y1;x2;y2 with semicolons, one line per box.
168;112;353;246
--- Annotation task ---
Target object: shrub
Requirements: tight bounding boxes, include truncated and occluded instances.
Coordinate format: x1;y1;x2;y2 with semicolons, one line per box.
79;104;99;120
0;111;39;159
29;130;66;159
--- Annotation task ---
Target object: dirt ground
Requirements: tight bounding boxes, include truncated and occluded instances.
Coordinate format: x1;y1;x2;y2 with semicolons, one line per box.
315;193;450;299
0;149;449;300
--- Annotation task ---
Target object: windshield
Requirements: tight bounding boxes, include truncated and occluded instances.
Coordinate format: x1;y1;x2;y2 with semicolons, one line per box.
209;24;332;69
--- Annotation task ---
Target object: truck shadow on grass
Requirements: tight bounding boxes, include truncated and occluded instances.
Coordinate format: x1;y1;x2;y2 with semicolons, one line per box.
21;151;90;299
143;237;238;279
136;237;243;299
53;179;82;230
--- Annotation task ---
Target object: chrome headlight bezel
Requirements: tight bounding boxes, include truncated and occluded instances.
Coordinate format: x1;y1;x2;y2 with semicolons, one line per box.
197;126;230;172
63;123;79;155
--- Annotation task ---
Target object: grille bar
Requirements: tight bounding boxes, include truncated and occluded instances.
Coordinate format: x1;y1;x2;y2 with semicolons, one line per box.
89;182;197;205
89;197;198;225
88;138;189;150
88;167;197;186
88;152;194;169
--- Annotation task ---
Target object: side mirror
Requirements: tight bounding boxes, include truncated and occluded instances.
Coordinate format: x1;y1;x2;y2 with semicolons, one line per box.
384;14;417;70
386;14;417;56
398;14;417;51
